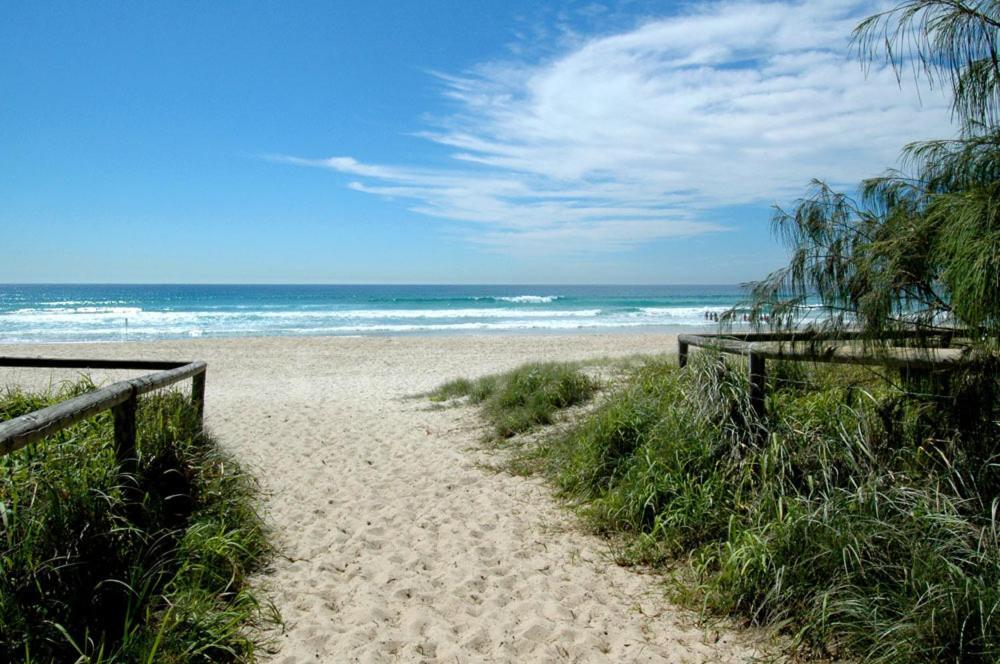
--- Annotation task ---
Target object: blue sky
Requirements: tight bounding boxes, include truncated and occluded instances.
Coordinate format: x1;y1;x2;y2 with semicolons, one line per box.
1;1;955;284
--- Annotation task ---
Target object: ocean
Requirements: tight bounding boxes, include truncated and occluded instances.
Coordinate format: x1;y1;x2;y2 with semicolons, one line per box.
0;284;746;343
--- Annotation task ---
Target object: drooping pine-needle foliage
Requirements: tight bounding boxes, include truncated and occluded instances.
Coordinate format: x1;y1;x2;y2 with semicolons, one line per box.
744;1;1000;344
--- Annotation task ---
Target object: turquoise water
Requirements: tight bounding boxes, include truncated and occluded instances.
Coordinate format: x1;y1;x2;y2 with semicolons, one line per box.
0;284;746;343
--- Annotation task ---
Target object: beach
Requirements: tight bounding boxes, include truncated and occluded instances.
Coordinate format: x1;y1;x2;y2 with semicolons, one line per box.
1;334;773;662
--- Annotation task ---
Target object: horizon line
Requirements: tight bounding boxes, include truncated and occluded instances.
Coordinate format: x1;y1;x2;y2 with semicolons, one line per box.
0;281;748;287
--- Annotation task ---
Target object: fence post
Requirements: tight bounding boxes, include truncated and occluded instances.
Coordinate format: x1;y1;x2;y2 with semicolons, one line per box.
748;351;766;441
678;339;689;368
113;386;138;482
191;369;206;426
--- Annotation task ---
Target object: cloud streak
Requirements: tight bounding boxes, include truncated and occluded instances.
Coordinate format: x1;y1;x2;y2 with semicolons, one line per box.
279;0;955;252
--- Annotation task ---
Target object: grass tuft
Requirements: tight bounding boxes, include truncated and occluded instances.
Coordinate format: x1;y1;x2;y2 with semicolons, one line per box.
0;380;273;663
430;362;598;438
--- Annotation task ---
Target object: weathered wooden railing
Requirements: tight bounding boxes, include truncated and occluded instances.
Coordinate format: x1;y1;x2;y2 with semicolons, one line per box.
678;332;972;433
0;358;207;474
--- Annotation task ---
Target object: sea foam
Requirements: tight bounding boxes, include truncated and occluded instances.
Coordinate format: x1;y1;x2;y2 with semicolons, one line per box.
0;284;745;343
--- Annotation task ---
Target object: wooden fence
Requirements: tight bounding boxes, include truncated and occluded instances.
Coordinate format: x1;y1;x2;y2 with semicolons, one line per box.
0;358;207;476
677;332;973;429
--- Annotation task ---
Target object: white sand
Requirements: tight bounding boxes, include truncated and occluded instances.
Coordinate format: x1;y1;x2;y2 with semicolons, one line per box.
1;335;778;662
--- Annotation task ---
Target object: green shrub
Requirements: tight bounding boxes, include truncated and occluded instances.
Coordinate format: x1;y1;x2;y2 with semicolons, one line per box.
0;380;272;663
498;352;1000;662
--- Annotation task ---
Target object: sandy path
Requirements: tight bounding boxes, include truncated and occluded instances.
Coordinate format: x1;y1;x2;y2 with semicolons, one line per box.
1;335;773;662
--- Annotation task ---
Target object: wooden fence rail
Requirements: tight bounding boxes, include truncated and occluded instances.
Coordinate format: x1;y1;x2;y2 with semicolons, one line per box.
0;358;207;474
677;332;974;437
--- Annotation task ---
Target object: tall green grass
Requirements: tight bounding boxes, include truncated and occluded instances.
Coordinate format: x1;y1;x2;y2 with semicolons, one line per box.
430;362;597;438
0;380;273;663
469;355;1000;662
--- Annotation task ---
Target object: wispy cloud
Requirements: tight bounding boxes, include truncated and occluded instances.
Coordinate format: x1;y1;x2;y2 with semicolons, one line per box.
277;0;954;253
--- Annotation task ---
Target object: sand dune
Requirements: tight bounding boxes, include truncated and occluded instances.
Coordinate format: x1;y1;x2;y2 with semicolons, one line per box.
1;335;777;662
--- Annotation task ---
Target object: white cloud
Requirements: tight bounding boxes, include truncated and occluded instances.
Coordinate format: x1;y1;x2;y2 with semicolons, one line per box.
280;0;955;253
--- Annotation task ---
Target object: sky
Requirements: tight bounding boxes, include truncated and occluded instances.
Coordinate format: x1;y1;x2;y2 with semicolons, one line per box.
1;0;957;284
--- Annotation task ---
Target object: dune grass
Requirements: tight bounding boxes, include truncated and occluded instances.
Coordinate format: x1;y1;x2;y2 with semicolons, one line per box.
0;379;273;663
429;362;598;438
447;354;1000;662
